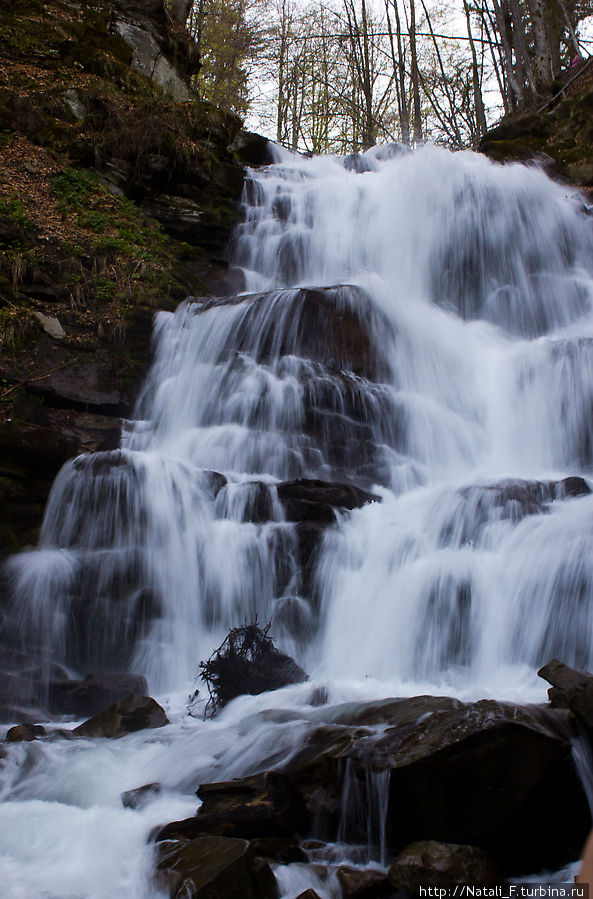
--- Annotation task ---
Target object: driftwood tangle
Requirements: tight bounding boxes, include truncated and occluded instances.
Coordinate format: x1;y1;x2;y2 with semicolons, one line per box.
199;623;307;716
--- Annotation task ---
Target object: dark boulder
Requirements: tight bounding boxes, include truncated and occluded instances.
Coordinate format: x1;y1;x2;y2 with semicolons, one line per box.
49;672;148;717
276;479;379;524
73;694;168;738
121;781;162;809
5;723;46;742
283;695;590;874
249;839;307;864
157;771;308;843
539;658;593;732
156;834;278;899
296;892;322;899
388;841;501;889
230;131;272;167
337;866;392;898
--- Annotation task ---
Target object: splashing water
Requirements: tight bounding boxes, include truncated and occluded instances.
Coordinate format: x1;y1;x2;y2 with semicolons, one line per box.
3;143;593;897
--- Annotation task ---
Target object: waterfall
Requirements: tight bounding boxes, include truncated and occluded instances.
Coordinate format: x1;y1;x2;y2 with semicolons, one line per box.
3;142;593;897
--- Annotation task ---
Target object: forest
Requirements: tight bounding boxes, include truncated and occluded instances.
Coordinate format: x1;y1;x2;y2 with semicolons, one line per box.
187;0;593;150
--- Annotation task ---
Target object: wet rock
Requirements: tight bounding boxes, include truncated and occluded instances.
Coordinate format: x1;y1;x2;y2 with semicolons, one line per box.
295;521;326;582
388;841;501;889
276;479;379;524
283;696;589;874
440;476;591;546
539;658;593;732
230;131;272;167
157;771;309;842
203;285;392;380
0;421;78;556
343;154;372;173
5;723;46;742
73;694;168;738
244;479;380;600
156;834;278;899
558;476;592;497
249;838;307;864
337;866;392;897
296;892;322;899
366;143;410;162
309;687;329;707
121;781;162;809
49;671;148;717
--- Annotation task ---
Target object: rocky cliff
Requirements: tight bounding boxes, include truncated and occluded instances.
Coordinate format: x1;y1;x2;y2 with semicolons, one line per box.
0;0;266;555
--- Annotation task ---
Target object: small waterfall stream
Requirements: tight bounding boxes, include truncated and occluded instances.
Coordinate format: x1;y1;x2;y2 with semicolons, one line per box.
3;143;593;896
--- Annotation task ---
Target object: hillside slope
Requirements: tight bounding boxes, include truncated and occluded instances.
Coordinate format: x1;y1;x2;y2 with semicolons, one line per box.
0;0;263;554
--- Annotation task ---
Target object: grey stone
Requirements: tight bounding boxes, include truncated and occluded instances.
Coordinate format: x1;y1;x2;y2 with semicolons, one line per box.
34;312;65;340
113;22;193;102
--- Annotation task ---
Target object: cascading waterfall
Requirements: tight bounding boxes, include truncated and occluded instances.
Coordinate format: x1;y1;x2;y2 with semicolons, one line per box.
3;142;593;897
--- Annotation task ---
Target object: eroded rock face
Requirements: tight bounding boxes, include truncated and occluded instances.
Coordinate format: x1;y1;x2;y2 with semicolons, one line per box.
73;693;168;738
0;422;77;557
111;0;199;100
389;841;501;889
156;834;279;899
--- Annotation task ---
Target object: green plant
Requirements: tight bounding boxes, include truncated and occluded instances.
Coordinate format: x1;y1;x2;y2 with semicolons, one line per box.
51;167;102;212
0;194;34;233
78;209;109;232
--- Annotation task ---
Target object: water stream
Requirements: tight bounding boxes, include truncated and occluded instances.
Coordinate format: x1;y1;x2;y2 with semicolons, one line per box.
3;143;593;896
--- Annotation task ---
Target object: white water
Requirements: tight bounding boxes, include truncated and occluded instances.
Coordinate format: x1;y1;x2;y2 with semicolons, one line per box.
3;143;593;896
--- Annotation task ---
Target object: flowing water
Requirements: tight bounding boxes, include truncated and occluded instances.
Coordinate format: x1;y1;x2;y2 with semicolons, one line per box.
3;143;593;896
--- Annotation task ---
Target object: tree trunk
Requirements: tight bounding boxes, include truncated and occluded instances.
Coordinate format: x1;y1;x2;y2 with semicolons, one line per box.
464;0;487;139
408;0;423;144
